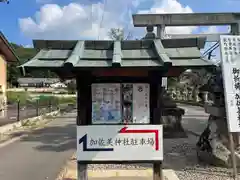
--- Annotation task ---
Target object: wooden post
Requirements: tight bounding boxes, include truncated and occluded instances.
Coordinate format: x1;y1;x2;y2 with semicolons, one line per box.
229;132;238;179
78;164;88;180
150;71;163;180
17;100;20;122
36;99;39;116
76;73;91;180
153;162;163;180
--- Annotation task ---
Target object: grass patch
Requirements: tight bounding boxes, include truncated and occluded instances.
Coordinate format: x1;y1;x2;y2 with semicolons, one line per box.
7;91;76;107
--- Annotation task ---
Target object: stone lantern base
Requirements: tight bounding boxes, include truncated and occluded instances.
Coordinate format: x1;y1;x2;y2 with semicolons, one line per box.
161;88;186;138
196;106;240;167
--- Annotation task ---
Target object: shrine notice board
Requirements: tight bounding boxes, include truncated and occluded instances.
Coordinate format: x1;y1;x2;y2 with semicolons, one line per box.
220;35;240;132
77;125;163;162
91;83;150;124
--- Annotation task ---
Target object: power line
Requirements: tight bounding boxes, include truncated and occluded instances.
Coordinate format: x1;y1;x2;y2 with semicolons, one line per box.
202;42;219;57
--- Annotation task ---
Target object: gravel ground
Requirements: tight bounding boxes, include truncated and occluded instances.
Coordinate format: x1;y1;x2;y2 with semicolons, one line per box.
87;104;240;180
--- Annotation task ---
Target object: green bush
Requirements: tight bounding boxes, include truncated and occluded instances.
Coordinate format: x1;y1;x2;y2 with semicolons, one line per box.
7;91;29;105
7;91;76;107
57;96;76;105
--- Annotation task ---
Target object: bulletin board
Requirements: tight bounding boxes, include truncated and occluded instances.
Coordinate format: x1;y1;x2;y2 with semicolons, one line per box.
91;83;150;124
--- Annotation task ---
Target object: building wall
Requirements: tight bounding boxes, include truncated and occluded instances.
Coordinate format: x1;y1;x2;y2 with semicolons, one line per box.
0;54;7;109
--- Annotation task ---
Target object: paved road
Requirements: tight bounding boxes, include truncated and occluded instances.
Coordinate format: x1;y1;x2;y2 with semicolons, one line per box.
178;103;209;135
0;110;76;180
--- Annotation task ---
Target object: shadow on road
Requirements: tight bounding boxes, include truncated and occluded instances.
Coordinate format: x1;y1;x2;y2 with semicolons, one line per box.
20;123;76;152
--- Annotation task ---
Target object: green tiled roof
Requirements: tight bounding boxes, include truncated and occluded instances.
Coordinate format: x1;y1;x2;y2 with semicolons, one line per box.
20;38;215;74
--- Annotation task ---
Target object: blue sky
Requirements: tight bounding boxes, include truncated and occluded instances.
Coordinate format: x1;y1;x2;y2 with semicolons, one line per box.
0;0;239;48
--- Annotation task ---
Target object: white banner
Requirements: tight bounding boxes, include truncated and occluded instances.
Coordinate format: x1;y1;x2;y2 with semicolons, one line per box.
132;84;150;124
220;35;240;132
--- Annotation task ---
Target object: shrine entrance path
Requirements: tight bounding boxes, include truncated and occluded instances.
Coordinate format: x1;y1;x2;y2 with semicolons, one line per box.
178;103;209;135
0;110;76;180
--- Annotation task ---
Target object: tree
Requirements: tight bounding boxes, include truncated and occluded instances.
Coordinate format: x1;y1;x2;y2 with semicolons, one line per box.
179;69;213;101
108;28;132;40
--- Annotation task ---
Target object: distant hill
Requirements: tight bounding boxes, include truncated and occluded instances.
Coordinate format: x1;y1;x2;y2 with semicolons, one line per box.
10;43;37;64
8;43;57;86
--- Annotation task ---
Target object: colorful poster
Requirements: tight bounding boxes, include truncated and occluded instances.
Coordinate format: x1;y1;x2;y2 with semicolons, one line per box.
132;84;150;124
91;84;121;124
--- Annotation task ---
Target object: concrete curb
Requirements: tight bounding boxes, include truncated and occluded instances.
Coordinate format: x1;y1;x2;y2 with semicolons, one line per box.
0;110;60;134
88;169;153;177
56;153;76;180
87;169;179;179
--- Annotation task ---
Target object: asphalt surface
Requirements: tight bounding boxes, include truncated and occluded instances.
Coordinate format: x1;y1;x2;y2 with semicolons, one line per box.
0;110;76;180
178;103;209;135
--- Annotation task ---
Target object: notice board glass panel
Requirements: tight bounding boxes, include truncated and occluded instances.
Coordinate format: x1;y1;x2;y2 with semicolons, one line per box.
91;83;122;124
91;83;150;124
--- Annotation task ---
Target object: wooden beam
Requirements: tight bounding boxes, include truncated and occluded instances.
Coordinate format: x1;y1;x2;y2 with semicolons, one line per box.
132;13;240;27
149;71;163;180
92;69;149;77
76;74;91;180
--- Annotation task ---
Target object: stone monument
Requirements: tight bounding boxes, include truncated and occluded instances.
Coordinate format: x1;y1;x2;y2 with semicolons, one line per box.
196;67;240;167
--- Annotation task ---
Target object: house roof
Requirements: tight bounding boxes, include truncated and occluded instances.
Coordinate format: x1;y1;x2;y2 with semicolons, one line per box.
19;38;215;76
0;31;19;62
17;78;60;84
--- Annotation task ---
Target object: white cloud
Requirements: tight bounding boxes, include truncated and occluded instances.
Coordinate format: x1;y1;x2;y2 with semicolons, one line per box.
19;0;202;40
19;1;132;40
137;0;195;34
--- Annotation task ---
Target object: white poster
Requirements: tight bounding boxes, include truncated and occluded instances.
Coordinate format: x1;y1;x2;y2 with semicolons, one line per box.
77;125;163;161
220;35;240;132
91;84;121;124
132;84;150;124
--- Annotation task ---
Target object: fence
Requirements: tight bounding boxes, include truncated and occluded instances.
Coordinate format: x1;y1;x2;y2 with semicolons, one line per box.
0;97;75;127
